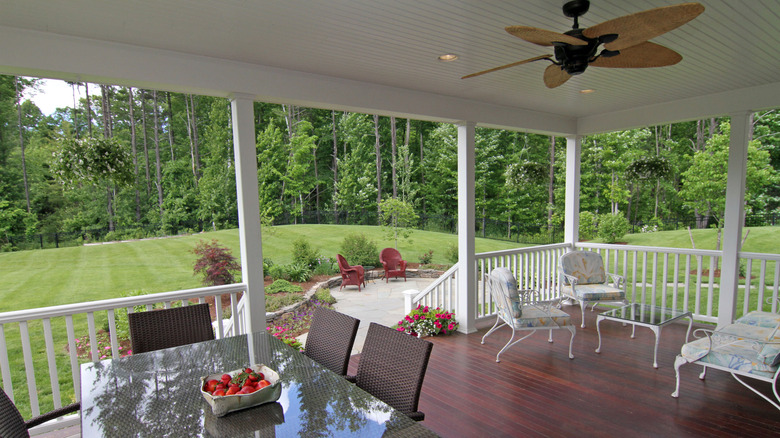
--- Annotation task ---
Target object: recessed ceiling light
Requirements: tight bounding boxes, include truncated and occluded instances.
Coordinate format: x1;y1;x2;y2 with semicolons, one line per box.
580;89;595;94
438;54;459;62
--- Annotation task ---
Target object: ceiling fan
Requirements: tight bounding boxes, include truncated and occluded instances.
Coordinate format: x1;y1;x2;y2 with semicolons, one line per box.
462;1;704;88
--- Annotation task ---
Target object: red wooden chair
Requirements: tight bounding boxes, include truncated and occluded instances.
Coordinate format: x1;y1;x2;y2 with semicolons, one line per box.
337;254;366;291
380;248;407;282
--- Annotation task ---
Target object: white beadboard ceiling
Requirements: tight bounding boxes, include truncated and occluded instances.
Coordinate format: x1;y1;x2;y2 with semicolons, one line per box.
0;0;779;134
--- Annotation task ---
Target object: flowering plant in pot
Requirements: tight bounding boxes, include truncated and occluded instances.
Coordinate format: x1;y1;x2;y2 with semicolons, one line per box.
393;305;459;337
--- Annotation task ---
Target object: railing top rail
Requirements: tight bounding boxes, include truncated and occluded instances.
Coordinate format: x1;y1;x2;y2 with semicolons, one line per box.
476;242;572;258
0;283;247;324
575;242;722;257
738;251;780;262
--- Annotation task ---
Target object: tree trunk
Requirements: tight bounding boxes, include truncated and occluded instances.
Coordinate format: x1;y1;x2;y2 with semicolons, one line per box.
167;92;175;160
100;85;115;231
185;94;201;187
374;114;382;218
70;82;80;139
14;77;31;212
152;90;164;218
547;135;555;229
140;90;152;195
403;118;411;201
331;110;339;224
313;139;320;223
128;87;141;222
85;83;93;138
419;126;425;215
391;116;397;199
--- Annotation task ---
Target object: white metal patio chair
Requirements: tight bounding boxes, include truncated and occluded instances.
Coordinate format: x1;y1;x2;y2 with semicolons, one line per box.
481;267;575;363
559;250;627;328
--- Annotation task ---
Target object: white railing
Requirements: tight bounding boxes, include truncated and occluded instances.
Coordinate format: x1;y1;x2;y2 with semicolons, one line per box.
404;264;459;314
407;242;780;326
0;283;246;432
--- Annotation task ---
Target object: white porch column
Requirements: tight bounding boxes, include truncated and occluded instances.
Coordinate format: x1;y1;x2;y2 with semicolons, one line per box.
230;94;265;334
717;111;751;327
564;136;582;246
457;122;477;334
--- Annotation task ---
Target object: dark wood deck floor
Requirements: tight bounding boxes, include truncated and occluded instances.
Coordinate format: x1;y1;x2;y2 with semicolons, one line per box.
352;305;780;437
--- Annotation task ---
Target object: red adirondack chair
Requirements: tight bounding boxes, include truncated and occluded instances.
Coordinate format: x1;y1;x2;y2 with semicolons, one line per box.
337;254;366;291
379;248;407;282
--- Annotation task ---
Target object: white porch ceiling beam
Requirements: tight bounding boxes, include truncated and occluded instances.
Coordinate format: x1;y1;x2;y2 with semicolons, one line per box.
578;82;780;135
0;26;576;136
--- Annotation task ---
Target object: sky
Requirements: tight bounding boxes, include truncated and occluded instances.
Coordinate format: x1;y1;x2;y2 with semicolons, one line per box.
22;78;96;116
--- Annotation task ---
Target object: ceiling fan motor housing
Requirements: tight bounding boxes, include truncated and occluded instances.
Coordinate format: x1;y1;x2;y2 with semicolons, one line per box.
556;29;599;75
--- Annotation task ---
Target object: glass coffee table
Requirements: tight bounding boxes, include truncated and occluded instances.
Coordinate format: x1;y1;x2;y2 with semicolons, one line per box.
595;303;692;368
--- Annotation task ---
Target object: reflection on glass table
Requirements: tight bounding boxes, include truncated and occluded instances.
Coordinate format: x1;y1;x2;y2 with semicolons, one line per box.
80;331;438;437
595;303;693;368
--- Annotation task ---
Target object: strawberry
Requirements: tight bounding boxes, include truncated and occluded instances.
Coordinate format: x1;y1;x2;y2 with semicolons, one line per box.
226;386;239;395
221;374;232;383
212;389;226;397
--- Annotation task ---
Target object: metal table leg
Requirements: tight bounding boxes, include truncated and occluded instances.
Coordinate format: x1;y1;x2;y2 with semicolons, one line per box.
649;325;662;368
595;315;604;353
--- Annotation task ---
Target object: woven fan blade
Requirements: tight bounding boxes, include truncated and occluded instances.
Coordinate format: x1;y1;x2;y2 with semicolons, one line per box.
543;64;571;88
582;2;704;51
461;55;552;79
505;26;587;47
590;42;682;68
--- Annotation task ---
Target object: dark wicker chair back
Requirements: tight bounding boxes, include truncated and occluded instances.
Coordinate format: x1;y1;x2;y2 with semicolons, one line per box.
1;388;79;438
304;307;360;375
353;322;433;421
128;303;215;354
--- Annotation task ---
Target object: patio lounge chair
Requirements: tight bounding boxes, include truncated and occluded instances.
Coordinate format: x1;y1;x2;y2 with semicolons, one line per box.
379;247;407;282
304;307;360;375
337;254;366;291
1;388;79;438
559;250;627;328
348;322;433;421
672;304;780;409
482;267;575;362
128;303;215;354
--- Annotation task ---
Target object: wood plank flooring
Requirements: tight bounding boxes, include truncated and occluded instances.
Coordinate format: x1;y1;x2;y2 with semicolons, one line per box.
350;305;780;437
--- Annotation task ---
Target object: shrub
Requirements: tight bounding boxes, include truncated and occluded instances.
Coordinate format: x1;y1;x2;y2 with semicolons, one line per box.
267;264;289;281
292;238;320;269
265;293;304;312
192;239;241;286
393;305;459;337
263;258;274;274
444;243;458;263
579;211;597;240
287;263;312;283
312;287;337;304
266;279;303;294
340;233;379;267
598;213;630;243
418;250;434;264
312;257;337;275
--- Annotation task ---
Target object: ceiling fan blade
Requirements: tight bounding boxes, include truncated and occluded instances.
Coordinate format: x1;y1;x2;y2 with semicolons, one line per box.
505;26;587;47
582;2;705;51
543;64;571;88
461;55;553;79
590;42;682;68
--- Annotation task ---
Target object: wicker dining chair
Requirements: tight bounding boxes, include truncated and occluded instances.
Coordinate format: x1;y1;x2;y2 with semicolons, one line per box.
1;388;79;438
128;303;215;354
348;322;433;421
303;307;360;375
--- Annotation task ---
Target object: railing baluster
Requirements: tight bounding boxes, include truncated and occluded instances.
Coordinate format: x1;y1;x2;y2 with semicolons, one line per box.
214;295;224;339
19;321;40;416
107;309;119;359
230;293;239;336
684;255;691;313
695;255;703;316
651;252;658;306
42;318;62;409
707;255;715;317
661;253;668;309
65;316;80;401
0;324;13;401
757;259;767;311
641;252;648;305
631;250;638;304
87;312;99;361
744;258;753;316
773;261;780;313
672;254;680;312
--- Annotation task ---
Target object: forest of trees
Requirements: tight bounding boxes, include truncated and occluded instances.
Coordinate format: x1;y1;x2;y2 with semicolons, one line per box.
0;75;778;250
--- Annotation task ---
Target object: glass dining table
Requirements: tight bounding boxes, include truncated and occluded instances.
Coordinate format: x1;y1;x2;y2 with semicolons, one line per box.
80;331;438;437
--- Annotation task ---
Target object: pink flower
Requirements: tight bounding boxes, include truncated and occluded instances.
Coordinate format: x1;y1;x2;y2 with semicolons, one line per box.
448;322;456;330
100;355;106;359
104;346;111;350
405;316;412;322
423;306;429;313
410;332;418;337
127;350;133;354
413;314;420;320
434;321;442;328
397;327;404;332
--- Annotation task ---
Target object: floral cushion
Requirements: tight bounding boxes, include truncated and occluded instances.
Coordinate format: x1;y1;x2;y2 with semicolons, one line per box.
490;267;522;318
681;319;780;377
560;283;625;301
513;305;572;329
735;311;780;329
560;251;606;284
